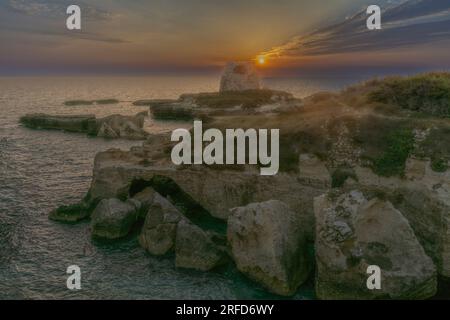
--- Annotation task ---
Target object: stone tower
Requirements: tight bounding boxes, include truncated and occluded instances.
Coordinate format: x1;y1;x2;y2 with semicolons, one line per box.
219;61;261;92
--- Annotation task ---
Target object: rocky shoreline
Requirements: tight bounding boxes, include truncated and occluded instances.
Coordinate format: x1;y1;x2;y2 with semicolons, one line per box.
38;67;450;299
20;111;149;140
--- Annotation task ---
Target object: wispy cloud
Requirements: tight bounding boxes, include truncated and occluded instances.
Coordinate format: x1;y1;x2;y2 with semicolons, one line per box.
0;0;127;44
5;0;118;20
260;0;450;59
3;26;129;44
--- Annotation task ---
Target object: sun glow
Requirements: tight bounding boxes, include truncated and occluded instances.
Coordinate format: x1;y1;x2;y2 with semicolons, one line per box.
257;56;266;65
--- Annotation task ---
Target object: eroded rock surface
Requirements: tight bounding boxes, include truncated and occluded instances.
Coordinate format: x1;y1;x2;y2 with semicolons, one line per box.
314;190;437;300
139;194;186;255
91;198;140;239
227;200;311;296
220;61;261;92
20;112;148;140
175;220;227;271
88;145;323;240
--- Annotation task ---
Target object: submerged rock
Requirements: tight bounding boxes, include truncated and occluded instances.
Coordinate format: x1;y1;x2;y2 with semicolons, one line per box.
49;202;93;222
220;61;261;92
64;99;119;106
175;220;227;271
20;114;97;135
227;200;311;296
132;99;178;106
91;198;140;239
314;190;437;300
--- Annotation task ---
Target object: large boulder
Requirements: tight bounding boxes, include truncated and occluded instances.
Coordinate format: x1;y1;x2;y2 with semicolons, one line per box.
139;194;185;255
87;147;324;242
91;198;140;239
175;220;227;271
353;158;450;277
132;187;157;218
227;200;311;296
220;61;261;92
314;190;437;300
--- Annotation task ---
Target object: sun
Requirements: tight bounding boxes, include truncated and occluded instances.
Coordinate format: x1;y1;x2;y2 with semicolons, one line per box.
257;56;266;65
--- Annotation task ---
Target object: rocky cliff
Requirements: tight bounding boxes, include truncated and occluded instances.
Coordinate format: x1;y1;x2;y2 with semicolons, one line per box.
49;72;450;299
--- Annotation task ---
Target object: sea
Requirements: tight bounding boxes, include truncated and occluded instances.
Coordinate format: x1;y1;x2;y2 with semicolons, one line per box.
0;73;396;299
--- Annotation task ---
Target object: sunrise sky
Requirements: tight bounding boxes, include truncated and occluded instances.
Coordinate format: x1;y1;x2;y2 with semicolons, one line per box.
1;0;449;75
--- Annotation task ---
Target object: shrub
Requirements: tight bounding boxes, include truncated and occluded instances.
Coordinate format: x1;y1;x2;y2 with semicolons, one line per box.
431;157;448;173
368;73;450;118
372;129;415;177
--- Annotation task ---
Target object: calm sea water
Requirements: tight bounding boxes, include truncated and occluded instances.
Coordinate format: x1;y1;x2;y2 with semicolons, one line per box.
0;75;360;300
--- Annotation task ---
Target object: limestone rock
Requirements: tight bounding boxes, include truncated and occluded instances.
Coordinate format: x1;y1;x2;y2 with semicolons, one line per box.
97;122;119;139
405;158;427;180
139;194;185;255
227;200;311;296
298;154;331;188
175;220;226;271
20;112;148;140
97;113;148;140
220;62;261;92
314;190;437;300
91;198;140;239
88;147;324;243
132;187;157;218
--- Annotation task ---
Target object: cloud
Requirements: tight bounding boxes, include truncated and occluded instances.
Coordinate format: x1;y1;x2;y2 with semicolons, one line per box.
5;0;117;20
2;25;129;44
260;0;450;59
0;0;126;44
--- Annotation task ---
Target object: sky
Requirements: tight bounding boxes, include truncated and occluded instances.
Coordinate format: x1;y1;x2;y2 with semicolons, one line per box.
0;0;449;75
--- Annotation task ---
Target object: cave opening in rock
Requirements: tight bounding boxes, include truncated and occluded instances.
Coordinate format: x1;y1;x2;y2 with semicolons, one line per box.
129;176;226;234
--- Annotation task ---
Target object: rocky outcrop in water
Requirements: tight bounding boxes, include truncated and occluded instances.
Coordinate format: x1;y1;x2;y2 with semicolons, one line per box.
87;145;322;240
227;200;311;296
139;193;185;255
138;190;227;271
19;114;97;135
175;220;227;271
91;198;141;239
314;190;437;300
48;73;450;299
20;112;148;140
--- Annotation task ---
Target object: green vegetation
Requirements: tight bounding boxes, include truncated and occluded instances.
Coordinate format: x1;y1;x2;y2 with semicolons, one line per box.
159;73;450;176
431;157;448;173
369;73;450;118
417;127;450;173
372;129;415;177
64;99;119;106
182;89;294;109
